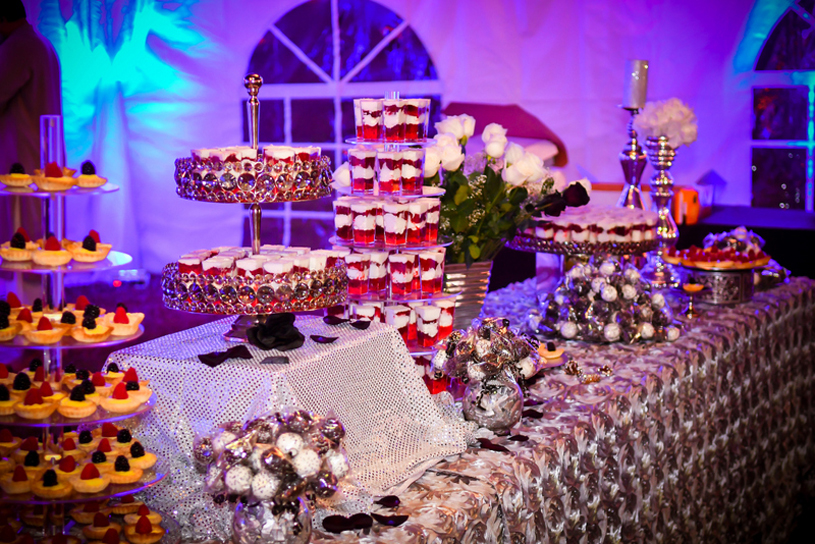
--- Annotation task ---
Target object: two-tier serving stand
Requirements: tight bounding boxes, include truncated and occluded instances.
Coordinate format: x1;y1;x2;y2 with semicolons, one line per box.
161;75;346;340
0;117;172;540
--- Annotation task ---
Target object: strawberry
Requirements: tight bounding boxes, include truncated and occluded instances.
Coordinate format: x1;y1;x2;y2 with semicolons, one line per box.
0;429;13;442
112;382;129;400
0;525;18;543
17;308;33;323
58;456;76;472
101;422;119;437
75;295;90;311
44;162;63;178
122;368;138;382
39;381;54;397
120;494;135;504
113;307;129;324
12;465;28;482
15;227;30;242
43;236;61;251
83;501;100;513
93;513;110;527
80;463;100;480
137;505;150;516
135;516;153;534
33;366;45;382
92;372;106;387
97;438;112;453
102;529;119;544
0;364;7;379
89;229;101;243
62;437;77;450
36;316;53;331
6;293;21;308
20;436;39;450
24;388;44;405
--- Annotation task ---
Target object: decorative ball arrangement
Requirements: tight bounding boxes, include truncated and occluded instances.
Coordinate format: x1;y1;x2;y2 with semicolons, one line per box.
532;259;681;343
195;408;350;505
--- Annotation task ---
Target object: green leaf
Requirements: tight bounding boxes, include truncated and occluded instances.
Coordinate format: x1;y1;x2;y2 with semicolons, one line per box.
483;170;502;202
454;184;470;205
451;215;470;233
468;235;480;244
468;244;481;259
508;187;528;206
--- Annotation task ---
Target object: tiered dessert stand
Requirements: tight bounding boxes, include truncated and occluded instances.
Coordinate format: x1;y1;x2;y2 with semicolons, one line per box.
161;75;345;340
330;92;458;361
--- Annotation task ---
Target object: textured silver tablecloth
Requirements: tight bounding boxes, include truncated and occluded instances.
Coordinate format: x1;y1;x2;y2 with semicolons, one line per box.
308;277;815;543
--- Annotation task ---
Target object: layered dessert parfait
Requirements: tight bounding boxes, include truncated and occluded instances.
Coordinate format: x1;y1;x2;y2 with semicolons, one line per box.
333;198;354;242
376;151;401;194
383;203;408;246
382;99;405;142
384;305;411;342
422;198;441;243
364;250;389;294
354;98;383;141
434;299;455;339
406;201;427;245
345;253;370;295
529;205;658;245
400;149;424;195
351;201;376;245
418;250;444;294
388;254;415;296
349;148;376;194
403;99;430;141
416;305;441;347
333;197;441;248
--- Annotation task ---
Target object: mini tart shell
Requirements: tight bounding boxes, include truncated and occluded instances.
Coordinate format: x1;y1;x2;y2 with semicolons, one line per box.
123;512;161;525
83;521;122;540
93;461;115;474
69;243;112;263
99;396;140;414
58;398;98;418
0;244;32;262
107;500;144;515
103;371;125;385
123;524;165;544
70;505;110;524
0;399;17;416
105;313;145;337
31;249;72;267
54;466;82;483
0;457;15;472
0;173;33;187
76;174;108;188
71;325;113;344
21;327;66;345
22;509;45;526
0;473;31;494
13;401;58;420
69;473;111;494
0;323;20;342
32;175;76;192
127;452;156;470
32;479;73;498
109;467;143;484
127;387;152;405
11;448;43;464
78;438;102;453
41;536;81;544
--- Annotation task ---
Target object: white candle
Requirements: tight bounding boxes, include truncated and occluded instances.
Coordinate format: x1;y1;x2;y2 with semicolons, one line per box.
623;60;649;109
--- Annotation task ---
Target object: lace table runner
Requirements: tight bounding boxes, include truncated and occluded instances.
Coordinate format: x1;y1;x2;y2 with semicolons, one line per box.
108;316;470;541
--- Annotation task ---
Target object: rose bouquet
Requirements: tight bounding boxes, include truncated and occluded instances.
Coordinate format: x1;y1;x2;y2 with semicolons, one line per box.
424;114;591;265
632;98;698;148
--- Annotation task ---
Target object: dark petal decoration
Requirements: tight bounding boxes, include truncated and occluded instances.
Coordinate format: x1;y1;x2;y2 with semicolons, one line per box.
524;397;544;406
477;438;509;453
508;435;529;442
350;320;371;330
563;182;590;207
540;193;567;217
260;356;290;365
247;313;305;351
522;409;544;419
323;316;350;326
374;495;400;508
371;513;409;527
198;345;253;368
322;515;354;533
310;335;338;344
349;513;373;530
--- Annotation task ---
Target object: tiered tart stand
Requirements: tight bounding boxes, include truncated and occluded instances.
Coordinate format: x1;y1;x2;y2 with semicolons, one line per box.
161;74;345;341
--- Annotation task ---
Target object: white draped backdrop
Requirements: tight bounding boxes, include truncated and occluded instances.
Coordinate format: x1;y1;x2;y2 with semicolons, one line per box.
17;0;784;273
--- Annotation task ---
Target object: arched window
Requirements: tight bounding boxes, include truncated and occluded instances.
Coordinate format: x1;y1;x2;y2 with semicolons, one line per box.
752;1;815;211
242;0;442;247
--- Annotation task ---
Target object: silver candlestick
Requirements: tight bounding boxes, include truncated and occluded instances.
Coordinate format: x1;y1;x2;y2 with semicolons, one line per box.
617;107;646;209
244;73;263;256
641;135;680;289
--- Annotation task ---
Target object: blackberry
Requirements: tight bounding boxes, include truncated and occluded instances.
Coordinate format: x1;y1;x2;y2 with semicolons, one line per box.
61;311;76;325
114;456;130;472
9;163;24;174
130;442;145;458
69;386;85;402
9;233;25;250
81;161;96;175
79;430;93;444
81;236;97;252
91;451;106;464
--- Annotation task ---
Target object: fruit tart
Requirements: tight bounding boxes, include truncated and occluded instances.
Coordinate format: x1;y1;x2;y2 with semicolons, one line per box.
113;429;134;455
105;306;144;337
69;231;112;263
68;368;92;389
38;381;66;404
40;535;81;544
9;372;32;401
32;162;75;192
123;505;161;526
77;161;108;188
27;299;45;321
58;385;98;418
126;442;156;470
108;495;143;515
21;504;46;527
13;308;33;333
0;231;33;262
0;163;32;188
0;456;14;474
54;455;82;483
11;436;42;464
97;422;122;440
70;500;108;524
62;363;78;385
90;448;114;474
0;465;32;494
100;383;141;413
123;516;165;544
0;315;18;343
72;315;112;344
0;386;16;416
90;372;114;397
13;388;57;420
109;456;142;484
121;367;149;388
0;515;21;533
55;311;78;332
21;450;45;480
3;293;23;319
23;316;66;345
122;380;151;405
59;437;85;462
90;528;128;544
0;430;17;456
103;362;125;384
32;468;72;499
77;429;102;453
32;235;72;267
69;463;110;494
83;513;121;541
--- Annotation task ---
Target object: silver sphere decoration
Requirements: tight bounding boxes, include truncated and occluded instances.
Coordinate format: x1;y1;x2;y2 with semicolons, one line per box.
461;371;523;436
232;499;310;544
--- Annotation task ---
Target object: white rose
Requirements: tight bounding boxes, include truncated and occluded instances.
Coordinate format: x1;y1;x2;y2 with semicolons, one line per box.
435;117;465;140
433;132;459;149
484;136;508;158
501;164;527;186
333;162;350;187
424;146;442;177
440;144;464;172
523;152;546;184
680;123;697;146
504;142;524;166
461;115;476;139
481;123;507;144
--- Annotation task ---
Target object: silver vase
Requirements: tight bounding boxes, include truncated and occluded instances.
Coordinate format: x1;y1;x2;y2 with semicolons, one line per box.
445;261;494;330
617;108;646;210
641;136;680;289
232;499;311;544
461;369;523;436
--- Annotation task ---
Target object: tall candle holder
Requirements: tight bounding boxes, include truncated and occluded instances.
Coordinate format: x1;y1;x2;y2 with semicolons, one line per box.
641;135;680;288
617;106;646;209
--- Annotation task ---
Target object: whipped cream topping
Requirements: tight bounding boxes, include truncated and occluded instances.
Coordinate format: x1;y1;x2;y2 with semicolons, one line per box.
352;165;375;180
203;256;234;270
263;259;294;274
439;312;453;327
415;305;441;321
353;215;375;230
334;213;352;228
401;164;421;179
384;214;407;233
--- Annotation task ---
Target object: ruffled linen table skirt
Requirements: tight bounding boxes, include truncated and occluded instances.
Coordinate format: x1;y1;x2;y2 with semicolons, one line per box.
308;277;815;543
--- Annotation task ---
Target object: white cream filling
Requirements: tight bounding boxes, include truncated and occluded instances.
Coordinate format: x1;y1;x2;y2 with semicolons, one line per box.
379;167;401;182
418;322;439;335
334;213;352;228
263;260;293;274
352;165;375;180
401;164;420;178
384;214;407;233
439;313;453;327
391;272;412;283
353;215;376;230
421;269;436;281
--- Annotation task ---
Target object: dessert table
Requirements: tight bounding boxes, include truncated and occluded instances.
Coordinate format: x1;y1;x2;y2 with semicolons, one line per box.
109;277;815;543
